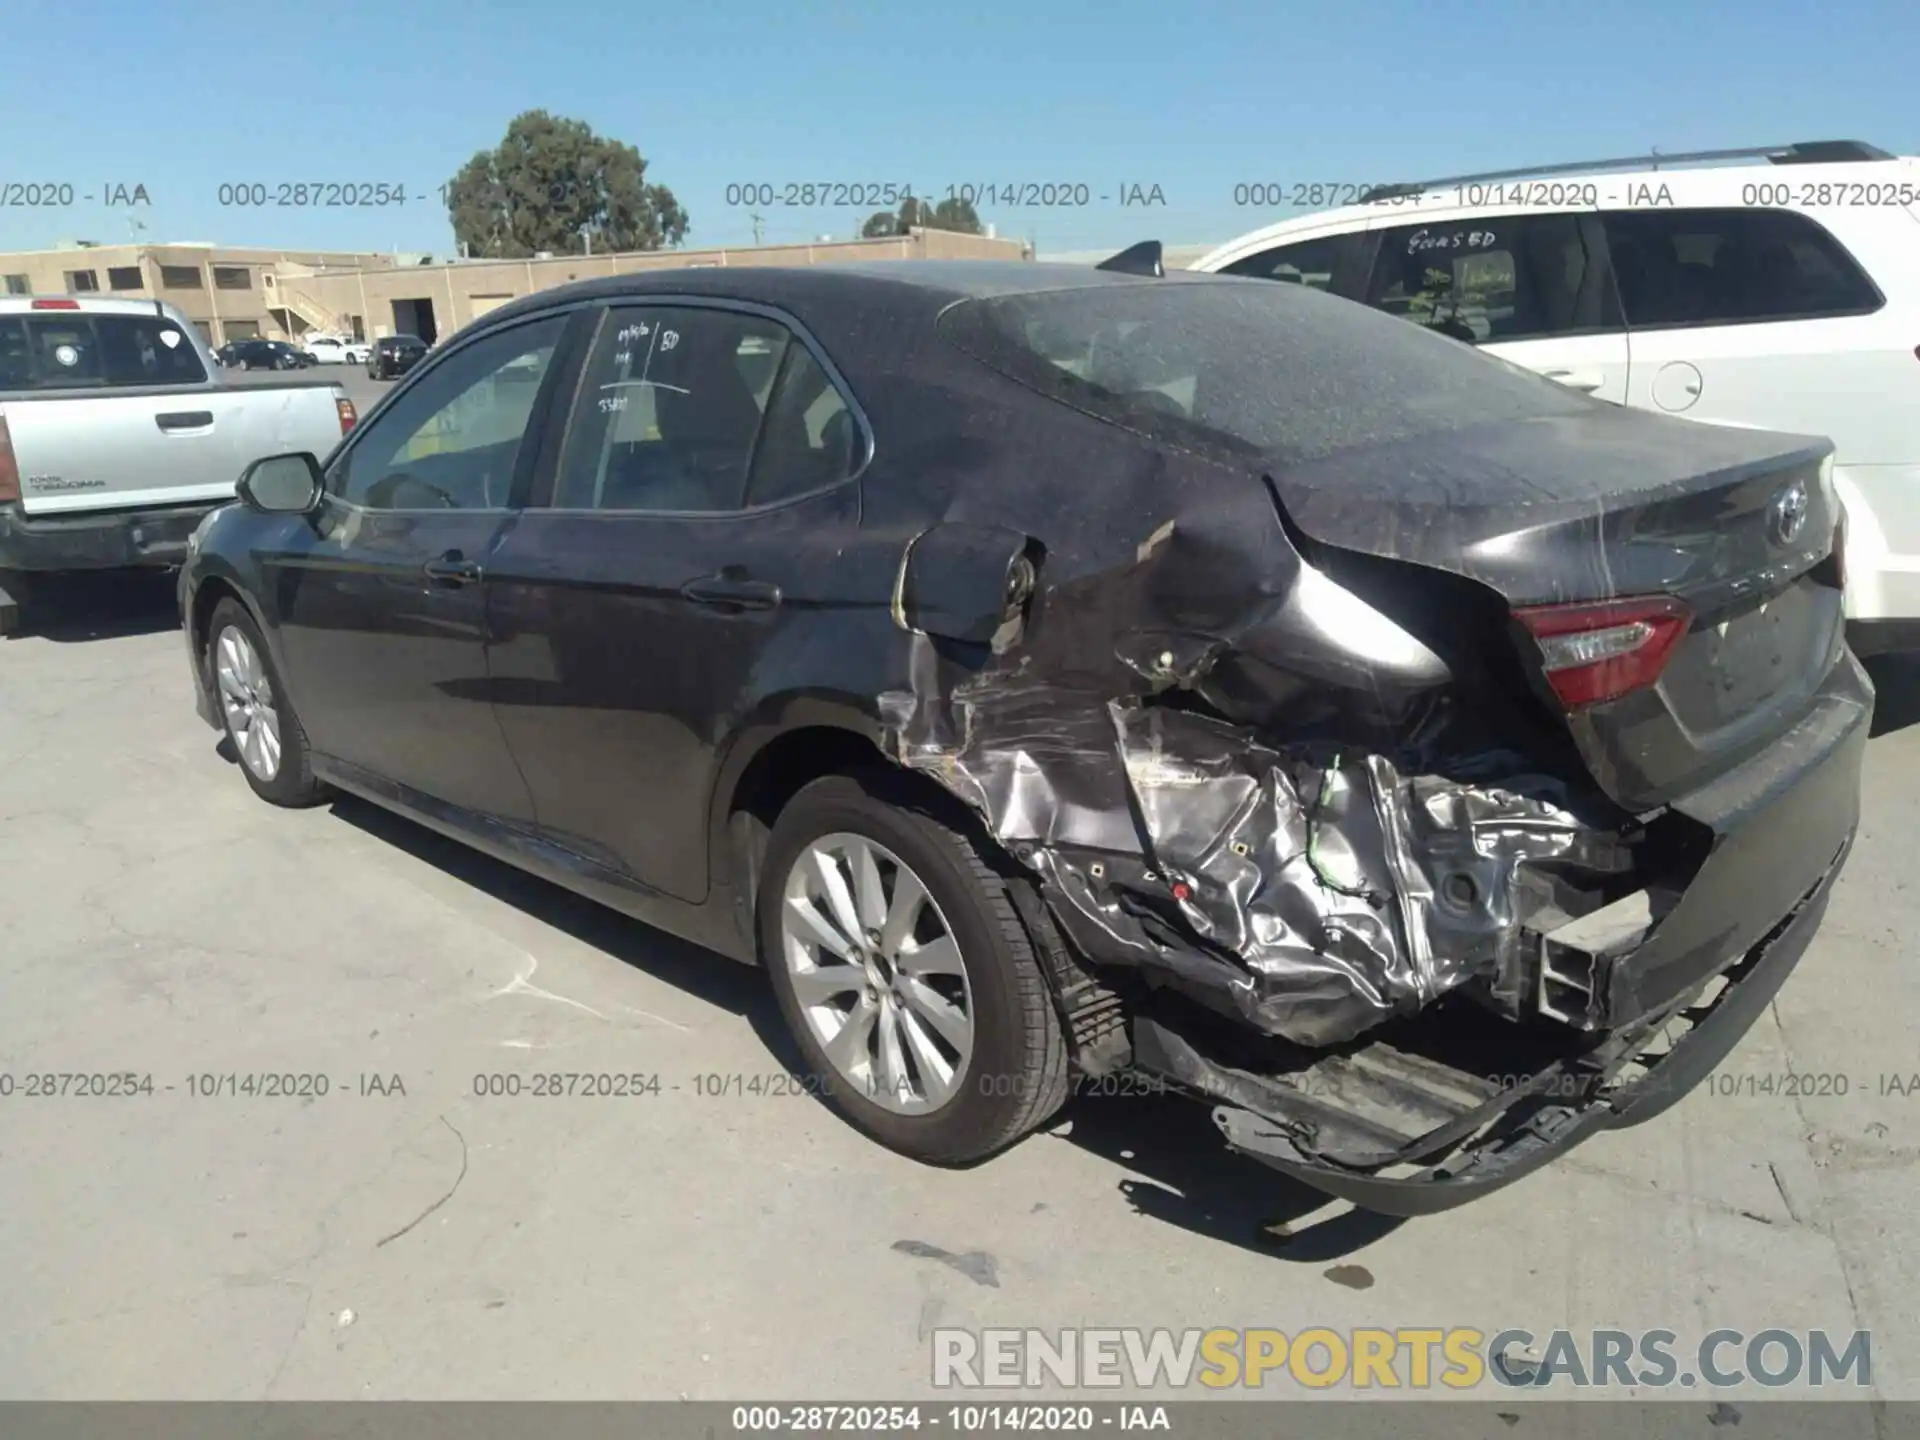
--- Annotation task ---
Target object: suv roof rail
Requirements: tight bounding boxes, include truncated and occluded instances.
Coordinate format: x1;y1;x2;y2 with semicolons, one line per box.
1356;140;1896;204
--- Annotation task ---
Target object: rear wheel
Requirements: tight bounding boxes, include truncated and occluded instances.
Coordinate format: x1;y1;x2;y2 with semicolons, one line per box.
758;771;1068;1164
208;599;326;807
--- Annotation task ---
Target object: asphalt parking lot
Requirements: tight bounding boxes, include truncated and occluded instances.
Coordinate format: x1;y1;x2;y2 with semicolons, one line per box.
3;534;1920;1402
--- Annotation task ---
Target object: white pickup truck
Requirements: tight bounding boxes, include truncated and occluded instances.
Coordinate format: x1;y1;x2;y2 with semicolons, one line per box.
0;296;356;634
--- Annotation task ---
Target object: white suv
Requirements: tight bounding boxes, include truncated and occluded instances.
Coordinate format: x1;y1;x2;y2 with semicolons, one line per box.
1193;140;1920;654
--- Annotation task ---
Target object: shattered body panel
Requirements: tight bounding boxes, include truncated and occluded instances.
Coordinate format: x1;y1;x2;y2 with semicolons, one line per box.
855;271;1860;1054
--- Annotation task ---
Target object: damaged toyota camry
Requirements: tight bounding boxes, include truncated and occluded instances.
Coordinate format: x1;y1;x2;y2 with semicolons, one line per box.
179;248;1871;1213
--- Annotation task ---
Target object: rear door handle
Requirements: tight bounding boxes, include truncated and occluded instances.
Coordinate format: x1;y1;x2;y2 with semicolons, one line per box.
680;572;782;611
1540;368;1605;393
423;551;483;587
156;410;214;431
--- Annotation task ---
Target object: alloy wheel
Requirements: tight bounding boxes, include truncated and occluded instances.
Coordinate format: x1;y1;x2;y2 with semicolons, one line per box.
780;832;975;1114
214;625;282;782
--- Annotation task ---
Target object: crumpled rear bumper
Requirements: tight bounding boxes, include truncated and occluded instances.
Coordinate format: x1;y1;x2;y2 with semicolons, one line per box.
1145;839;1845;1215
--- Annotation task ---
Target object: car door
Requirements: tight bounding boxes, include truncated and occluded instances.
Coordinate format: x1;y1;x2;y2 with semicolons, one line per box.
1360;211;1631;402
485;300;869;903
261;312;573;824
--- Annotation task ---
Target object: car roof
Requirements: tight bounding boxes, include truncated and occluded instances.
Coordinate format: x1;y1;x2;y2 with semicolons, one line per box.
1192;152;1920;272
473;259;1215;334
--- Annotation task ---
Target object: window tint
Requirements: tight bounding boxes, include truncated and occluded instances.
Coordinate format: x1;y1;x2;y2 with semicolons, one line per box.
96;315;208;384
939;280;1592;467
0;319;32;388
1601;208;1881;328
1365;214;1602;344
332;317;563;511
554;306;789;512
744;343;859;505
1221;234;1345;290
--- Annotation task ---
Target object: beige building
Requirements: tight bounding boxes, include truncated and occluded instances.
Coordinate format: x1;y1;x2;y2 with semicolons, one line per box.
0;242;402;345
276;227;1030;347
1;228;1030;350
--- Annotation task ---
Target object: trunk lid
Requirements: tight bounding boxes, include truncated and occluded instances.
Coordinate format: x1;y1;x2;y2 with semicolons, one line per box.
1269;406;1847;812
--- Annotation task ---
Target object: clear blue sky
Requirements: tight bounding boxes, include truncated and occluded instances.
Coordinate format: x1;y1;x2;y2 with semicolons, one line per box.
2;0;1915;257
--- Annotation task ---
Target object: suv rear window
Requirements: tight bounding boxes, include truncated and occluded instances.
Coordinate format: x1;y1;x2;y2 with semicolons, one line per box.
0;312;207;388
937;278;1592;465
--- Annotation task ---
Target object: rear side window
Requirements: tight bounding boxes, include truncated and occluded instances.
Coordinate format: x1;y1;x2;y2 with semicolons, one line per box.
1363;214;1612;344
744;342;859;505
6;313;206;388
939;279;1593;467
1600;208;1883;328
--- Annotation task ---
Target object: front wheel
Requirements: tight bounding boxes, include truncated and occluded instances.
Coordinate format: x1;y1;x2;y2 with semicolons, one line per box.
207;599;327;807
758;771;1069;1164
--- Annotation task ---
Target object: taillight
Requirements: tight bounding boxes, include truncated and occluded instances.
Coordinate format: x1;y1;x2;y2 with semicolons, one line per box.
0;416;19;505
1512;595;1692;710
337;397;357;434
31;298;81;310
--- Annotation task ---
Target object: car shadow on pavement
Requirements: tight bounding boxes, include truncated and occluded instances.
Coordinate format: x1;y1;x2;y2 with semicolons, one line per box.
324;793;780;1029
1049;1090;1406;1263
1;570;179;643
323;790;1408;1264
1864;653;1920;737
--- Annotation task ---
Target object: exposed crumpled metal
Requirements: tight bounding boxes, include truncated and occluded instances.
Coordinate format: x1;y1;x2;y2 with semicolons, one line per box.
882;636;1630;1047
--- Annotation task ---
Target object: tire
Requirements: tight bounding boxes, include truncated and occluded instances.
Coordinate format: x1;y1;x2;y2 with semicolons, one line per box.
206;598;327;807
239;360;253;371
758;770;1068;1164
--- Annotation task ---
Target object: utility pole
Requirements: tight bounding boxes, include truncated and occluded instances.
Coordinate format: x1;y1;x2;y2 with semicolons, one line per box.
750;212;764;246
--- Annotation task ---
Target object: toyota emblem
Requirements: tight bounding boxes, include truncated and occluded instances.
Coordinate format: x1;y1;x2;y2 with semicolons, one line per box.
1769;479;1810;546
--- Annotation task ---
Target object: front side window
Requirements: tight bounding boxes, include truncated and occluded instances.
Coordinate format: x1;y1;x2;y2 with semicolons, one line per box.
1364;214;1602;344
1220;234;1346;290
1600;208;1882;328
331;317;564;511
554;306;792;512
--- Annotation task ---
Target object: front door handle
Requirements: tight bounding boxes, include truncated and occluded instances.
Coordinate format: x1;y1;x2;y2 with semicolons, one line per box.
423;551;483;587
1540;368;1605;393
680;571;782;611
156;410;214;431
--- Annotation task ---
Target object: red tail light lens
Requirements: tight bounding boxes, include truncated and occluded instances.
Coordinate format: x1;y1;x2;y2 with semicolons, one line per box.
31;298;81;310
337;397;357;434
1513;595;1692;709
0;417;19;505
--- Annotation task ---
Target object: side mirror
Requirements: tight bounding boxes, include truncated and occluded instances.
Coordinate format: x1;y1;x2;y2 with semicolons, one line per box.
237;452;324;514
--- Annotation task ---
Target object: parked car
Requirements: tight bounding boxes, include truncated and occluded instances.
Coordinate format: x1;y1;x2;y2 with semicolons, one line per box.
367;333;428;380
302;335;371;365
1191;138;1920;658
220;338;316;371
0;296;355;634
177;257;1868;1212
